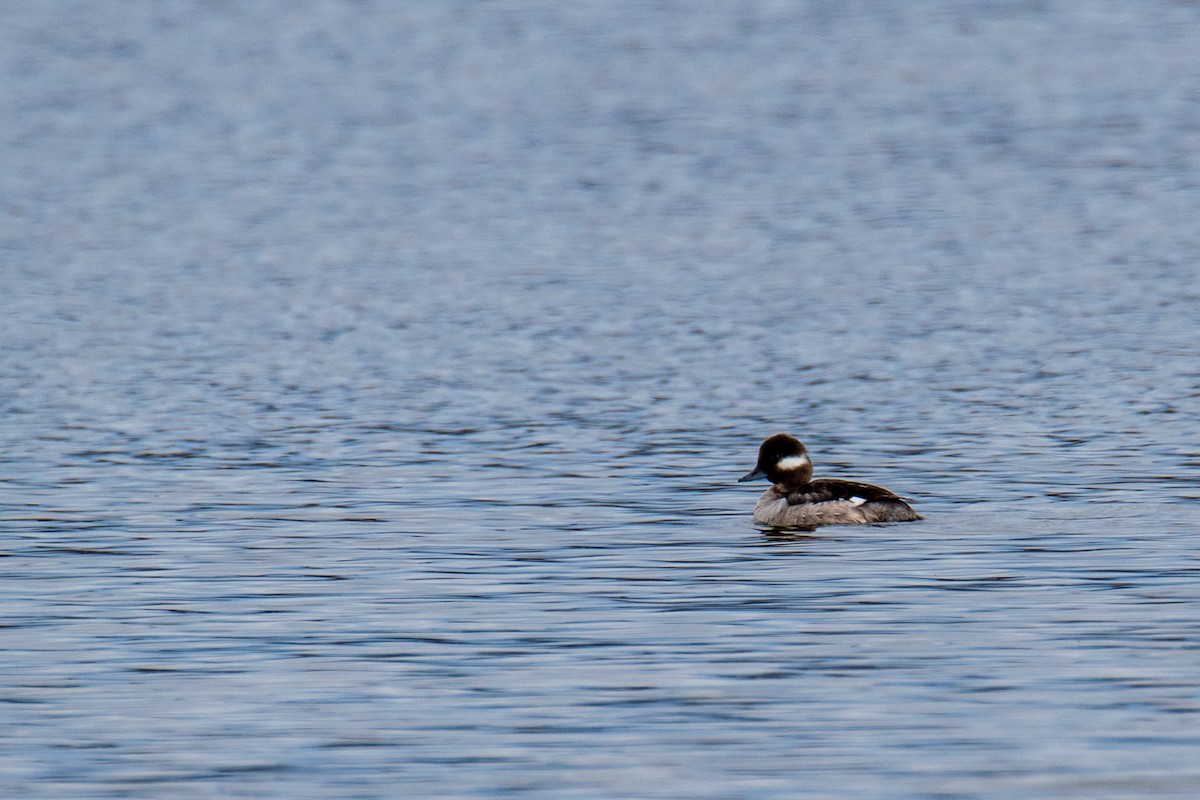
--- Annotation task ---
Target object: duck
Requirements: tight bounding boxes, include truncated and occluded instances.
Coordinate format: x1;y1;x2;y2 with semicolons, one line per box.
739;433;921;527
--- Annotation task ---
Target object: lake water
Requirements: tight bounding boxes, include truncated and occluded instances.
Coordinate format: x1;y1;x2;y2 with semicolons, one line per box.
3;2;1200;797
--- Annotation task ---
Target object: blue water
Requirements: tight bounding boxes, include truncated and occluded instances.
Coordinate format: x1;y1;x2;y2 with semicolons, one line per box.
3;2;1200;797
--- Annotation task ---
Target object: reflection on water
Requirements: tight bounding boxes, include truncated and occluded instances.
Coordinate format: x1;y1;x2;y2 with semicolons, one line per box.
3;1;1200;797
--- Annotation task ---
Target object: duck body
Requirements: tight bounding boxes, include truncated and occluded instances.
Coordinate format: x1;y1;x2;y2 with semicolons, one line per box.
740;433;921;528
751;479;922;527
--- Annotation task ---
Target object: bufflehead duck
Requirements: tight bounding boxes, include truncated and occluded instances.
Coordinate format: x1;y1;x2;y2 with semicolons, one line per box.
739;433;921;527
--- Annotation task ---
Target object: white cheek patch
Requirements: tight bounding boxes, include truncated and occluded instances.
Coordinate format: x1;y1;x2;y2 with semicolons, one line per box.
848;496;867;507
775;455;810;471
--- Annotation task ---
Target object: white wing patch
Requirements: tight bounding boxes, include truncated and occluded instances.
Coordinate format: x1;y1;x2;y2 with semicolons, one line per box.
776;455;810;470
848;496;867;507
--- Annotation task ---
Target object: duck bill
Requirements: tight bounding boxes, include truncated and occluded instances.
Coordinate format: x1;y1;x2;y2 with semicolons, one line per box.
738;467;767;483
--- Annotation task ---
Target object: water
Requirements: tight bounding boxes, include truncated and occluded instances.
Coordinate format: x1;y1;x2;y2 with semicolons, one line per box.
3;1;1200;797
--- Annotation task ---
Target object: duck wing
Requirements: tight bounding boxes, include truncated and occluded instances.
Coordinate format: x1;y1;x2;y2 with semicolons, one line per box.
787;479;902;505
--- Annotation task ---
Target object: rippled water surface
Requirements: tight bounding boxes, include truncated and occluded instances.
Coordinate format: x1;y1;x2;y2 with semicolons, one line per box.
3;2;1200;797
